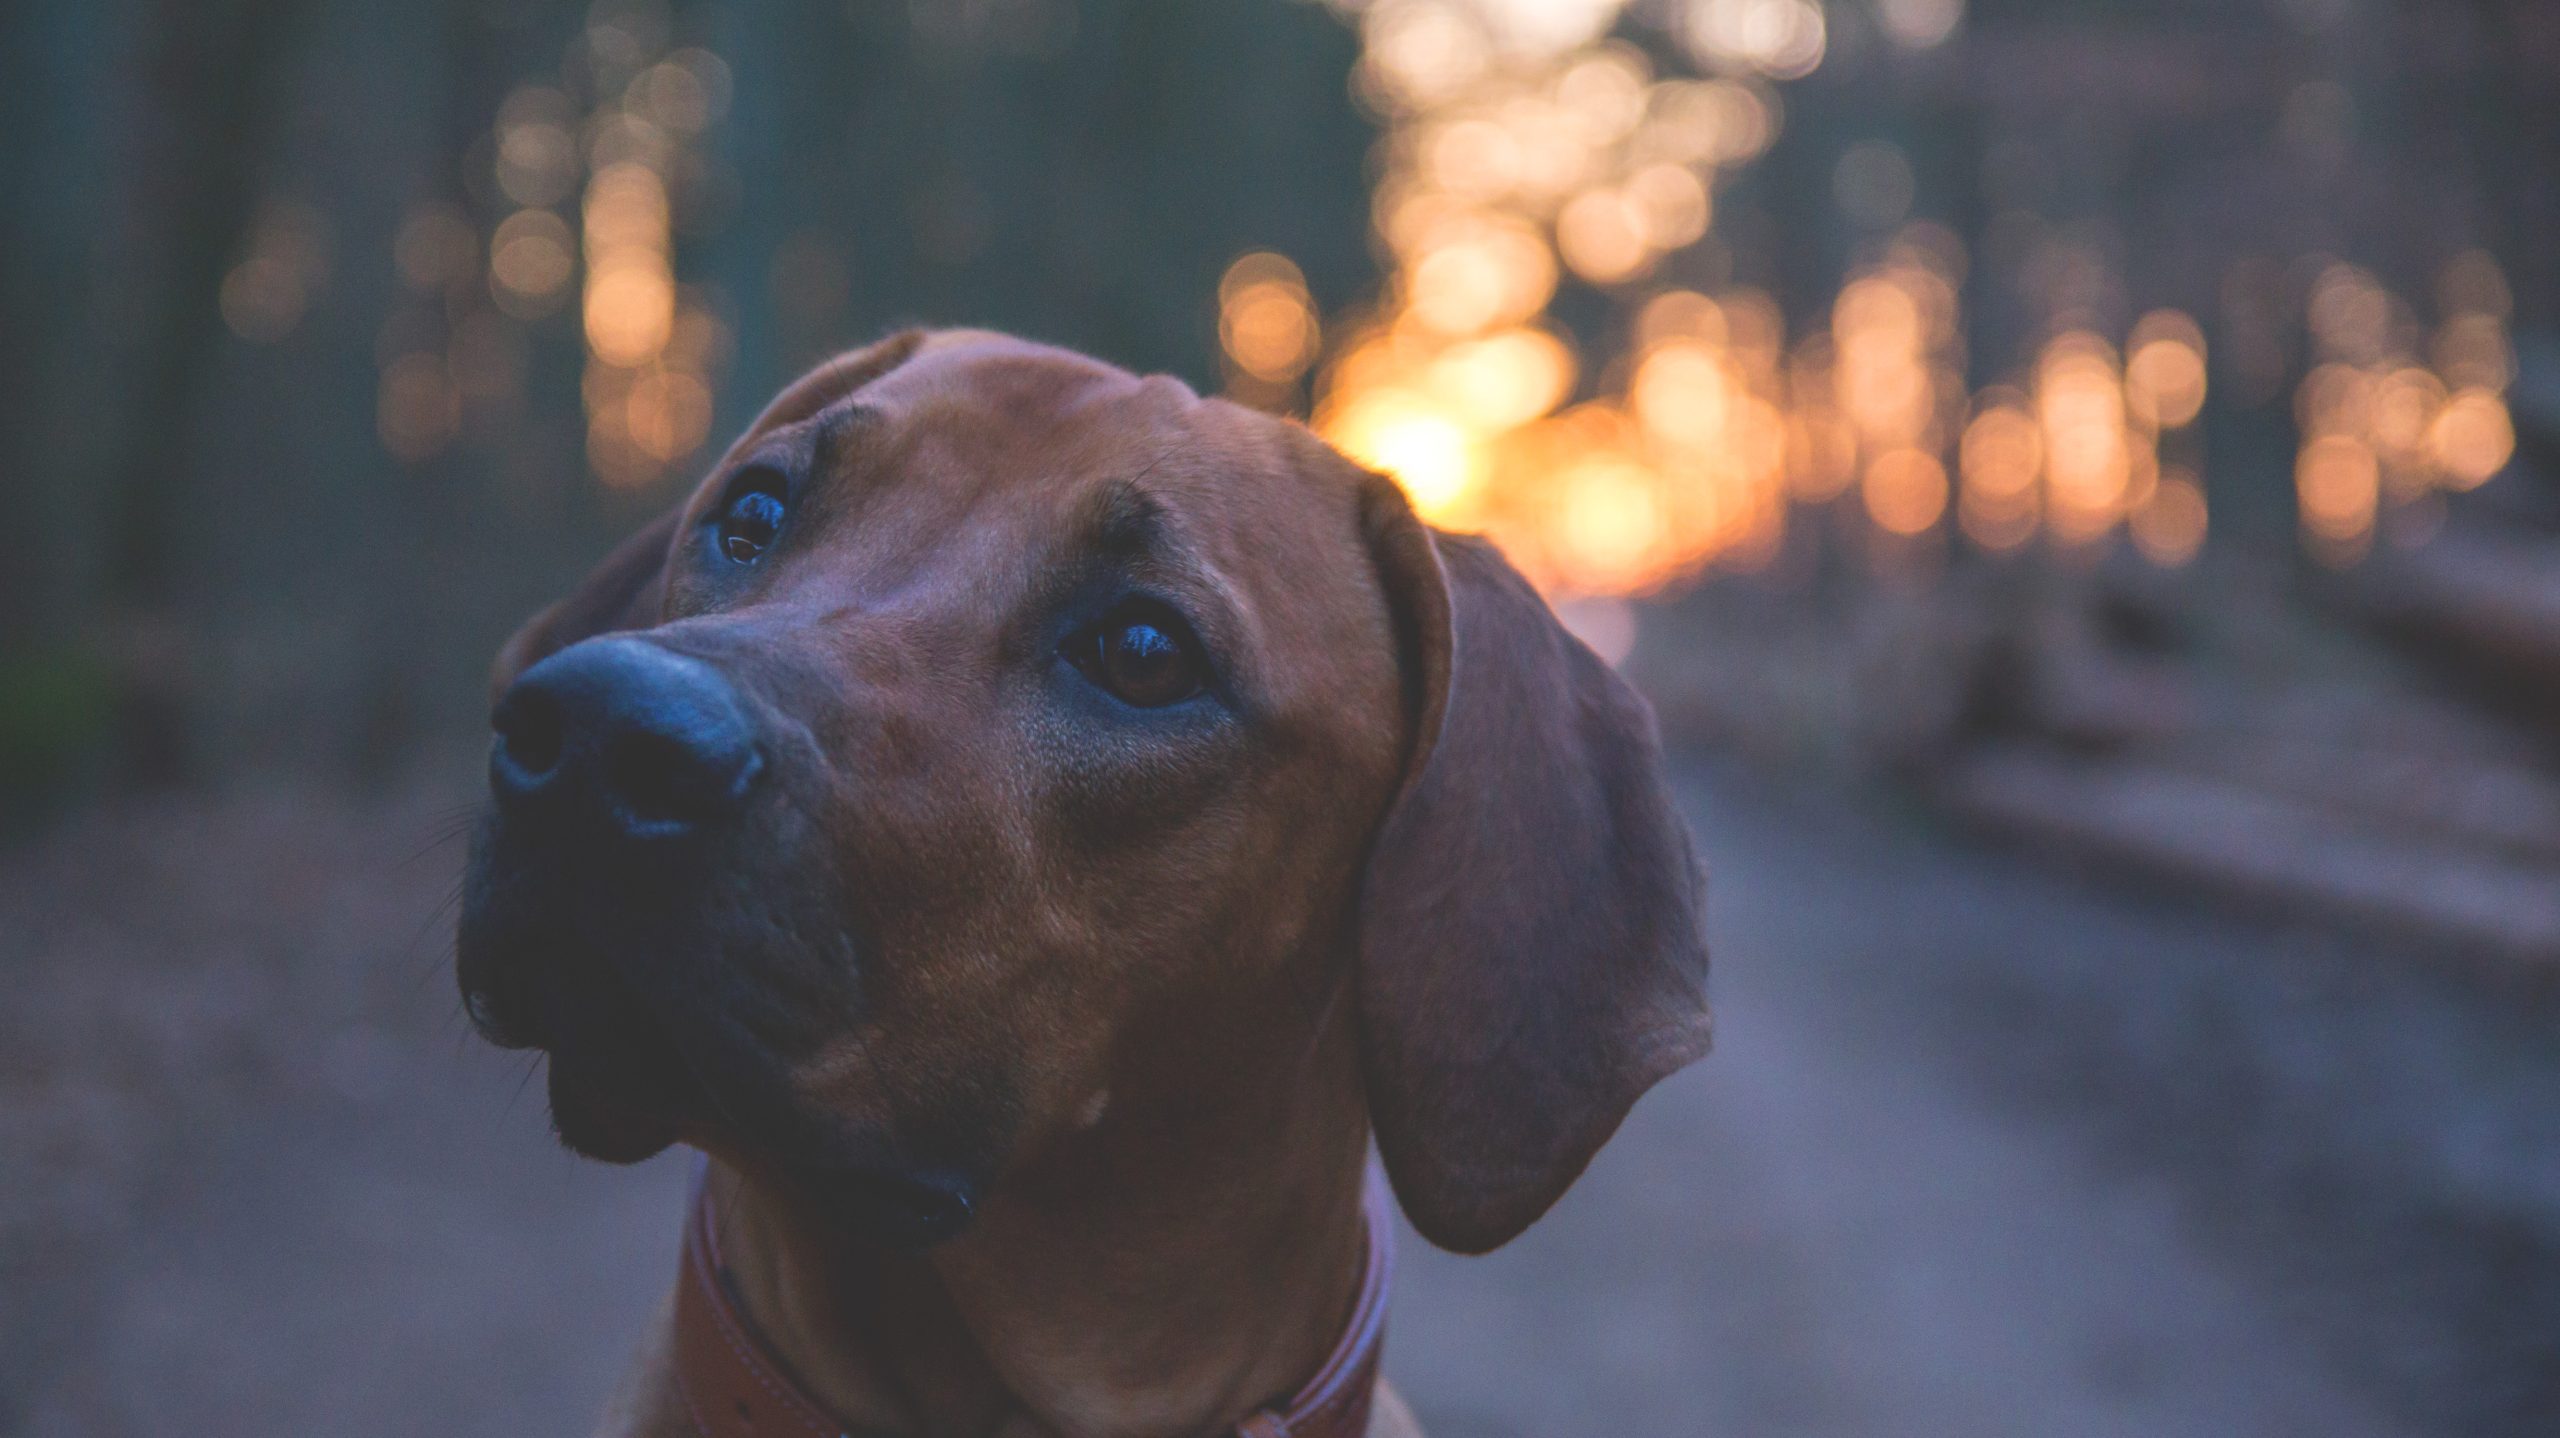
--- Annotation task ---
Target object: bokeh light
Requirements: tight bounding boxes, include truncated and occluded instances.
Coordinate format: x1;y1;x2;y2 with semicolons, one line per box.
220;202;332;344
1283;0;2543;597
2283;251;2517;549
1219;252;1323;406
371;9;730;486
377;1;2529;581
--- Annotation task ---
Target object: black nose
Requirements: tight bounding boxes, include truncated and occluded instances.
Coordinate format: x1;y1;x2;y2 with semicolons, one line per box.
490;636;763;838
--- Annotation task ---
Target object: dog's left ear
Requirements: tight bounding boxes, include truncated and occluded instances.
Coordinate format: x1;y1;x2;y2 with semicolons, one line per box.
1354;476;1711;1255
488;331;929;702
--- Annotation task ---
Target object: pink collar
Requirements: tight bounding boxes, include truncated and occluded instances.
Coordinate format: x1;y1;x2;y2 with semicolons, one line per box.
671;1167;1395;1438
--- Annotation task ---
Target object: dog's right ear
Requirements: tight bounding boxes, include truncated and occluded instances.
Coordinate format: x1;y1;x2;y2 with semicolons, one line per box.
1352;473;1711;1255
487;331;927;703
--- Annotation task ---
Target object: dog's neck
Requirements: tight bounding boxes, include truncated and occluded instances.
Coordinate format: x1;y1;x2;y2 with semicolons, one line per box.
697;983;1375;1438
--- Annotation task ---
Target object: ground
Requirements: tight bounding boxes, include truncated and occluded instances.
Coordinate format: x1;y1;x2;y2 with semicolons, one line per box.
7;757;2558;1435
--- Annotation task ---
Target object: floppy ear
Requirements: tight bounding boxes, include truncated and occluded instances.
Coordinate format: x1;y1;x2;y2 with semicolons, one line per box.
487;331;929;703
1355;477;1712;1255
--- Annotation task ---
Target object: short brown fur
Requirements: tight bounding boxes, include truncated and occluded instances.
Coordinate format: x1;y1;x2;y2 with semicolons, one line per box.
461;330;1710;1437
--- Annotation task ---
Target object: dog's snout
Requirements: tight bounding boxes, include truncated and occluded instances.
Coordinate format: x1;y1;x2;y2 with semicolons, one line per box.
491;636;764;838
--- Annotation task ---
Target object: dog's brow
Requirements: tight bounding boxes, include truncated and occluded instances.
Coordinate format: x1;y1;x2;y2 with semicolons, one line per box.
809;402;886;477
1086;480;1168;558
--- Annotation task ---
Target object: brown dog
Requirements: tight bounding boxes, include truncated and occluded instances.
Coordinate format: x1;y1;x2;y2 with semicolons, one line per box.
457;329;1711;1437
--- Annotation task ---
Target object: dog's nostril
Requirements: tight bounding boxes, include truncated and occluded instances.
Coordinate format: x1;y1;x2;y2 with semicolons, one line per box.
494;688;566;779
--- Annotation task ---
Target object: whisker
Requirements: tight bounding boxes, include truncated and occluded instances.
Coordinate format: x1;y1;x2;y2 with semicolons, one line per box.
398;808;482;872
505;1051;544;1118
398;880;468;993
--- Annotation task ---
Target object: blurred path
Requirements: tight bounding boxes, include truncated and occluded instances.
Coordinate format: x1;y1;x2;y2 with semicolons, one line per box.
1392;763;2560;1436
28;763;2560;1435
26;1032;695;1436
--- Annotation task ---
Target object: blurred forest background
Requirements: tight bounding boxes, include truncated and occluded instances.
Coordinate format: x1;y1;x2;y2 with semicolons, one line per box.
8;0;2560;1434
0;0;1379;805
6;0;2556;811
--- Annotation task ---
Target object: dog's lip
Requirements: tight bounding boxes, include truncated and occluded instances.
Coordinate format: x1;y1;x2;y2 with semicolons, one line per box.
462;984;541;1050
545;1046;684;1162
477;952;707;1163
525;993;988;1247
458;903;798;1176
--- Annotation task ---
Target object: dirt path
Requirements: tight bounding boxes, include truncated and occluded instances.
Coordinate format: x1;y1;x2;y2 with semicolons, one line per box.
1393;764;2560;1436
16;762;2558;1435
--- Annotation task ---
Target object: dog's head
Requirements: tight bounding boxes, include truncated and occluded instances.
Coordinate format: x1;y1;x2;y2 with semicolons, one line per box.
458;330;1708;1253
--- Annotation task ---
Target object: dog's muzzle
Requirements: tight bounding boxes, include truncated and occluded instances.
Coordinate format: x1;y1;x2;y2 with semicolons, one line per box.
458;634;771;1124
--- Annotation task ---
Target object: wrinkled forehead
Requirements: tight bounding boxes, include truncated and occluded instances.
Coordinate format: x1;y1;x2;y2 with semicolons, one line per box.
880;331;1174;456
792;334;1203;528
721;335;1380;676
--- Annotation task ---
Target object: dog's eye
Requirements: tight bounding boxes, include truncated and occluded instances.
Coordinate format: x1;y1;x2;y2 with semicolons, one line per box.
719;489;785;564
1083;608;1203;707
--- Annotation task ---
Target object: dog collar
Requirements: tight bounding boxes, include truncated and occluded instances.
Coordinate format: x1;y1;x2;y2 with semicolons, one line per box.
671;1165;1395;1438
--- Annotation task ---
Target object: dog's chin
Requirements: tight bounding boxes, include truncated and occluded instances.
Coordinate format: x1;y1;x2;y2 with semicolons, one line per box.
541;1025;986;1248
